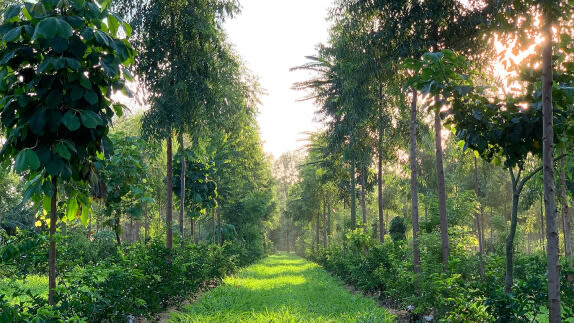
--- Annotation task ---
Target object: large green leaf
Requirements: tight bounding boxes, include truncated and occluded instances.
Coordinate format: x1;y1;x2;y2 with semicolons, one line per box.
66;198;78;221
80;110;102;128
4;5;21;22
84;90;98;105
32;17;73;40
2;26;22;43
62;110;81;131
14;148;41;172
54;142;71;160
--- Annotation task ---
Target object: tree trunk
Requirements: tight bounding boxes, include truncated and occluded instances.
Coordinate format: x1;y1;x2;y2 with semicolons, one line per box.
323;195;327;248
541;195;546;251
129;215;134;244
410;89;421;274
327;193;331;238
434;108;449;267
541;3;560;318
212;209;216;245
350;160;357;230
144;203;149;243
179;133;186;250
48;176;58;306
190;216;194;243
166;134;173;250
378;148;384;243
474;156;485;275
360;168;367;232
217;206;222;246
504;172;520;293
114;212;121;245
198;220;201;242
316;211;320;250
505;167;542;293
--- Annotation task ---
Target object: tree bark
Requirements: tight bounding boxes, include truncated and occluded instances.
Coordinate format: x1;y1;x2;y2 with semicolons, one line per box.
409;89;421;274
542;2;560;318
48;176;58;306
474;156;485;275
378;143;385;243
434;108;449;267
316;211;320;250
129;215;134;244
350;160;357;230
179;133;186;250
190;216;194;243
360;168;368;232
323;195;327;248
217;206;222;246
114;212;121;245
505;169;521;293
505;166;543;293
212;208;216;245
166;134;173;250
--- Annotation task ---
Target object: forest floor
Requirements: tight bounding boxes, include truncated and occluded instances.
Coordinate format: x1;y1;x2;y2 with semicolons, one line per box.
167;252;395;322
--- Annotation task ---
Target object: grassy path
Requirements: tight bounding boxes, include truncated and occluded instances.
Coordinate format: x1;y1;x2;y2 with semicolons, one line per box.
169;252;394;322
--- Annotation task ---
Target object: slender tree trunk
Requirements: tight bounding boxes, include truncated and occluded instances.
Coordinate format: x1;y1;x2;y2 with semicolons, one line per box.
166;134;173;250
378;143;385;243
377;86;385;243
542;3;560;318
327;193;331;239
350;160;357;230
316;211;320;250
323;195;327;248
144;203;149;243
360;168;367;232
114;213;121;245
217;206;222;246
505;173;520;293
409;89;421;274
48;176;58;306
505;167;543;293
212;209;216;245
190;216;194;243
474;156;485;275
434;108;449;267
129;215;134;244
541;195;546;251
179;134;186;250
198;220;201;242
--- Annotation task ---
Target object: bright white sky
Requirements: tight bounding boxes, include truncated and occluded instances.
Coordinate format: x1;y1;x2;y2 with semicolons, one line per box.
224;0;332;158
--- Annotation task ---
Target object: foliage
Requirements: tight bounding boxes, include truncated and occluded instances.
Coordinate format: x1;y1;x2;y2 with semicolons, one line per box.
389;217;406;242
0;0;134;208
0;231;254;322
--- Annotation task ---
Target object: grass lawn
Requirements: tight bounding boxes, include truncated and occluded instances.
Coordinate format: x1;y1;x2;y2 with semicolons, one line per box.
170;252;394;322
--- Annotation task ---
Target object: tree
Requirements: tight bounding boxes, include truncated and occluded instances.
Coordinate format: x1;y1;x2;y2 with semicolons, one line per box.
0;0;134;304
541;0;559;319
121;0;239;250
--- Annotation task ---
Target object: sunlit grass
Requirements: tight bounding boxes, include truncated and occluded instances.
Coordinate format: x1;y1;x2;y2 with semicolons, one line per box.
0;275;48;305
170;253;394;322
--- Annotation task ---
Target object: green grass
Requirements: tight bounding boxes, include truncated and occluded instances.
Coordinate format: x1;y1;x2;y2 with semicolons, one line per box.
0;275;48;305
170;252;394;322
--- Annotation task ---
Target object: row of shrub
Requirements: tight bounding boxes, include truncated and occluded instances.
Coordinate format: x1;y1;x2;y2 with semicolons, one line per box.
303;230;574;322
1;228;261;322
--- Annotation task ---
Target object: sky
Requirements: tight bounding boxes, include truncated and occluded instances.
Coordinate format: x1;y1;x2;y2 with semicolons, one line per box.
224;0;332;159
